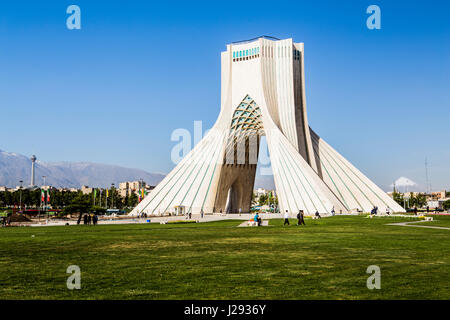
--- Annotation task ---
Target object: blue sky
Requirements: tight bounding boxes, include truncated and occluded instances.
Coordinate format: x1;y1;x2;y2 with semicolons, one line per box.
0;0;449;191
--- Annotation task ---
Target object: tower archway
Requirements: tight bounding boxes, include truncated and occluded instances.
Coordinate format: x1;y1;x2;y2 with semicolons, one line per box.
213;95;263;213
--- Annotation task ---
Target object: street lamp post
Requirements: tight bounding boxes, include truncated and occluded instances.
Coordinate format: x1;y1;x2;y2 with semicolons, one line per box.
111;183;115;209
42;176;47;220
19;180;23;213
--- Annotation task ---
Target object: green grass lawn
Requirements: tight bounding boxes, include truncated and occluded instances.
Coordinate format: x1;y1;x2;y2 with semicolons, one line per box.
422;215;450;228
0;215;449;300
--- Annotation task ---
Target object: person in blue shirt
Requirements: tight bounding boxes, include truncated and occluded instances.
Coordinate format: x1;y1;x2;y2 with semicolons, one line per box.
254;212;262;226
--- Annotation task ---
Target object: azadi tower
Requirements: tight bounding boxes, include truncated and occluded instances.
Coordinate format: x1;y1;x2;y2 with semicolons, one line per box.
131;36;404;216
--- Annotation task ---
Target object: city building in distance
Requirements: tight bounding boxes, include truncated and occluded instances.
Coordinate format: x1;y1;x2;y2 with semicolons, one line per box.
119;181;154;197
131;36;405;216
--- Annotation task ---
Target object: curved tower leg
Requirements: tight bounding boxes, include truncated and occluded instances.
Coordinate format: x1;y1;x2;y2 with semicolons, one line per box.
310;128;405;213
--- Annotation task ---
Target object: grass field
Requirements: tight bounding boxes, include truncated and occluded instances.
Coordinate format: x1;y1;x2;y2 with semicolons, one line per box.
0;215;449;300
423;217;450;228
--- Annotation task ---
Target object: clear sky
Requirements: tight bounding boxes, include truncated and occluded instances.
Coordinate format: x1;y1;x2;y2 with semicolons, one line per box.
1;0;449;191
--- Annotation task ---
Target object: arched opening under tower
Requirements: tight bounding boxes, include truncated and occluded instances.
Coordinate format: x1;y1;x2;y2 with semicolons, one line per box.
213;95;265;214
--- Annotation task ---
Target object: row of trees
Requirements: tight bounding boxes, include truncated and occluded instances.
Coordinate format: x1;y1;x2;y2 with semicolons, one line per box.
392;191;428;209
252;192;278;207
0;188;140;211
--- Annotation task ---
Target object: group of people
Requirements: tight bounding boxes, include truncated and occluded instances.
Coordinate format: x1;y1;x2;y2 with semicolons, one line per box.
77;213;98;225
283;210;307;226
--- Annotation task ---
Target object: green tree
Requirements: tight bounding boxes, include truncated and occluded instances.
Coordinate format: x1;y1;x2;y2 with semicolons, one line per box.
127;193;139;208
258;194;268;206
62;195;91;215
62;196;109;216
443;200;450;211
392;191;405;208
106;187;124;209
90;206;107;215
416;193;427;208
0;192;5;207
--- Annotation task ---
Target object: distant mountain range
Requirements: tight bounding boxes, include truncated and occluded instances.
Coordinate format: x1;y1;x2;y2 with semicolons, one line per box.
0;149;165;188
0;149;276;190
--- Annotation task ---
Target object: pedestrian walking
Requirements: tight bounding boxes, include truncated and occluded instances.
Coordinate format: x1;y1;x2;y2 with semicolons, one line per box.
93;214;98;225
297;210;306;225
284;210;290;225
